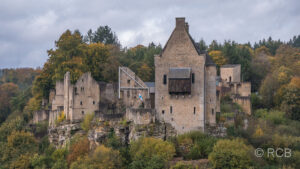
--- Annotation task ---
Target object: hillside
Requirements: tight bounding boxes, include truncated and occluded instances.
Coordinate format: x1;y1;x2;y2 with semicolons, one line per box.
0;26;299;169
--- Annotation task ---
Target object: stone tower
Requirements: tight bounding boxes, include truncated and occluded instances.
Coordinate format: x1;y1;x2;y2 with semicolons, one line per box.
155;17;217;134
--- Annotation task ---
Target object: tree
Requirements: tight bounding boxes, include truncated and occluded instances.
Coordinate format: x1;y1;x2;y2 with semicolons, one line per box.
281;77;300;120
67;138;90;166
130;137;175;169
208;139;253;169
70;145;122;169
137;64;152;82
0;82;19;123
197;39;207;53
92;26;119;45
208;50;227;67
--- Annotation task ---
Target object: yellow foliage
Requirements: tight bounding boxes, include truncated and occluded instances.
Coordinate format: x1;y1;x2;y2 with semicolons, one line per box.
92;145;122;169
255;46;271;56
81;112;94;131
56;111;65;124
137;63;152;81
253;125;264;138
208;50;227;66
289;77;300;88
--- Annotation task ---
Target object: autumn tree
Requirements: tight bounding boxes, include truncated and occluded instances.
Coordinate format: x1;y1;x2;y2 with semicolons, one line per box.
208;50;227;67
67;138;90;166
208;139;253;169
130;137;175;169
0;82;18;123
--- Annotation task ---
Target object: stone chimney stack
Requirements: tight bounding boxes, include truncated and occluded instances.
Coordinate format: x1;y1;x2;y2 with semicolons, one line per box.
185;22;189;33
176;17;186;29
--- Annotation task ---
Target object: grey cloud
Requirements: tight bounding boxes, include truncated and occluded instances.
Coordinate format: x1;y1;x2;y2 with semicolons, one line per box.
0;0;299;68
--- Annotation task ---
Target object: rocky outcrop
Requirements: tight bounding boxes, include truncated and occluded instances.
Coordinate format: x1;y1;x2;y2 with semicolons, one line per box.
48;122;82;147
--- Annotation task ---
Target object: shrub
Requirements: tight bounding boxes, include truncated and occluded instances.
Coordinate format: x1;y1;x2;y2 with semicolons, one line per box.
81;112;94;131
7;130;37;153
105;128;121;149
93;145;122;169
67;138;90;166
130;137;175;169
254;109;287;125
175;131;218;160
56;111;65;124
171;162;195;169
208;139;253;169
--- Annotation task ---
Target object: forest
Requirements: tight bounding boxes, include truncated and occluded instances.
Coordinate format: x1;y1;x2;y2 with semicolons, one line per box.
0;25;299;169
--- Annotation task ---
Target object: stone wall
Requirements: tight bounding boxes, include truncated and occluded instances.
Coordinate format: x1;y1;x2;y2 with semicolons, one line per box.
237;82;251;97
71;72;100;121
33;110;49;124
205;65;217;125
126;108;155;125
51;81;64;111
155;18;206;134
233;96;251;115
220;64;241;83
119;67;150;108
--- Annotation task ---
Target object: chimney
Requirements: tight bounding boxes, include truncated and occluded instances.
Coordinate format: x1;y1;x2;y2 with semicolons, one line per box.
176;17;185;29
185;22;189;33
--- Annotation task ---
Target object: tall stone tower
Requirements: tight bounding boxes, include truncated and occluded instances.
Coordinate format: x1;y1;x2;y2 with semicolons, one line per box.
154;17;217;134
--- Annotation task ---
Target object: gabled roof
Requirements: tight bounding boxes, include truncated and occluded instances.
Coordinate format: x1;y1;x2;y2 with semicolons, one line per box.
160;18;216;67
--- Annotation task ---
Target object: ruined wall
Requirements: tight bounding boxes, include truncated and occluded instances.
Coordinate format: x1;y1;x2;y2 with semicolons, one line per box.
237;82;251;97
205;66;217;125
33;110;49;124
233;96;251;115
126;108;155;125
119;67;150;108
155;18;206;134
71;72;100;121
49;110;61;127
51;81;64;111
220;65;241;83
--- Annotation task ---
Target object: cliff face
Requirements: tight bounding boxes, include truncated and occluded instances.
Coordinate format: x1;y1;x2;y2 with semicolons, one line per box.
48;116;177;147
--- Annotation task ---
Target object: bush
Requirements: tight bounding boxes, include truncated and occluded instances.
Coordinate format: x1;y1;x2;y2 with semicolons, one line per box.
81;112;94;131
71;145;122;169
254;109;287;125
130;137;175;169
56;111;65;124
208;139;253;169
67;138;90;166
171;162;195;169
174;131;218;160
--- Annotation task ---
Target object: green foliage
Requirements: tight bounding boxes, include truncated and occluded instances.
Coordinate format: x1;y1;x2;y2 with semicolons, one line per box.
254;109;287;125
81;112;94;131
71;145;122;169
208;139;253;169
172;131;218;160
85;26;119;45
0;116;25;142
0;82;19;124
130;137;175;169
105;128;121;150
171;162;195;169
251;93;264;111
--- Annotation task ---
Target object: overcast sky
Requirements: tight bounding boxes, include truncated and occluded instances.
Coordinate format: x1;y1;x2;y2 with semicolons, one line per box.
0;0;299;68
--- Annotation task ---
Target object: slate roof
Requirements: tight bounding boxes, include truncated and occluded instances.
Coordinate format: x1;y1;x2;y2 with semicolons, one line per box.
221;64;240;68
145;82;155;88
169;68;191;79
